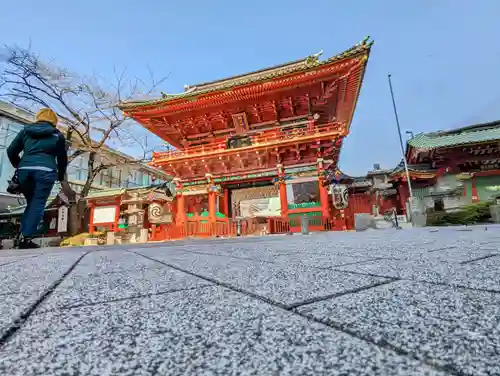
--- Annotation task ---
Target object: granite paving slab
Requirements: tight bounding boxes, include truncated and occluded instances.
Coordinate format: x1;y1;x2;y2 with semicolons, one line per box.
0;254;38;266
140;242;311;258
0;253;85;294
297;280;500;376
437;255;500;292
0;286;445;376
335;256;500;291
334;258;453;280
75;250;165;274
39;266;212;311
267;253;382;268
0;292;42;337
137;251;392;307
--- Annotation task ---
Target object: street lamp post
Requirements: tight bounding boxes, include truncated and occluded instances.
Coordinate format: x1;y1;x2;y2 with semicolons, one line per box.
388;74;414;199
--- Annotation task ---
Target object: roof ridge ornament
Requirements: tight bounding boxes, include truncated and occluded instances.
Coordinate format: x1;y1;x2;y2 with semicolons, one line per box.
161;86;198;99
305;50;323;66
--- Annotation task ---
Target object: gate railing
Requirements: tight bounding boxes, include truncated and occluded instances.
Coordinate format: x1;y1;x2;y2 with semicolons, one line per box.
150;218;260;240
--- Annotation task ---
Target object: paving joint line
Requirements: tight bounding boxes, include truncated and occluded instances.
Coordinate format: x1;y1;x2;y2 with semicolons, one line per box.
0;253;42;267
295;311;464;376
427;246;458;253
330;267;399;280
134;251;459;376
0;252;90;349
133;251;291;310
134;248;387;271
129;247;300;266
286;278;400;309
44;284;213;312
314;257;388;270
459;253;499;265
332;268;500;295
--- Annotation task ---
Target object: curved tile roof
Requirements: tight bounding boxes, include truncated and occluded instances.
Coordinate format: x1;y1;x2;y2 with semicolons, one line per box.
119;37;373;110
408;122;500;149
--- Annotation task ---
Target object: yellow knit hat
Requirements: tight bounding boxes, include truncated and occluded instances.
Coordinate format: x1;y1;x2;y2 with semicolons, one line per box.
35;108;58;126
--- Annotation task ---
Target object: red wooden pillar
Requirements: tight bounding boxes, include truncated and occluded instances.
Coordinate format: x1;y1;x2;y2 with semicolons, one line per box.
88;203;95;234
206;174;217;236
223;188;229;217
318;175;330;219
317;158;330;219
114;201;121;232
397;182;409;215
471;174;479;202
174;178;186;224
208;192;216;221
279;182;288;218
176;195;185;222
277;163;288;218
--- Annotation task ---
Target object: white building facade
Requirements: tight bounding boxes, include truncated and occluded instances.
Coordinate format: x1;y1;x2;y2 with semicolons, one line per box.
0;101;170;205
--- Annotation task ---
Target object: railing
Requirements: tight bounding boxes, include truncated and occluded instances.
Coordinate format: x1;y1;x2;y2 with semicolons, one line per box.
150;218;260;240
266;216;346;234
152;122;344;162
149;215;352;241
267;217;291;234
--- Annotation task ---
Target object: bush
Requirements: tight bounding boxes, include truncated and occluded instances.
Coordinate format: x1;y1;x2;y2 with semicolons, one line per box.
60;231;105;247
427;202;491;226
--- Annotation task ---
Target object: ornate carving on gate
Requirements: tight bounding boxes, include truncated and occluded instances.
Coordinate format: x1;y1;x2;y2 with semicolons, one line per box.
148;203;172;224
332;184;349;209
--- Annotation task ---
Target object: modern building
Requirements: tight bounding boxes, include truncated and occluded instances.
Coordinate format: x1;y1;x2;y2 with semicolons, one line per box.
0;100;170;208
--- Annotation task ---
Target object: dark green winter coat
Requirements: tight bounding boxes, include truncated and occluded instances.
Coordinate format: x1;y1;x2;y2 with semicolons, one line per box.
7;121;68;181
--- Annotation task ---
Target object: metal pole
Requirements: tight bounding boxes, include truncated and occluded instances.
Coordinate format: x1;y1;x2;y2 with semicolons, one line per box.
388;74;413;198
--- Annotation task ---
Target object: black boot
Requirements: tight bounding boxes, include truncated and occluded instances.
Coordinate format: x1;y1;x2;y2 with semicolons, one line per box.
18;237;40;249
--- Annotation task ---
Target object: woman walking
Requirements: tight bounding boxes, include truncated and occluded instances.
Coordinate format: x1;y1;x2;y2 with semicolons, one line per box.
7;108;68;249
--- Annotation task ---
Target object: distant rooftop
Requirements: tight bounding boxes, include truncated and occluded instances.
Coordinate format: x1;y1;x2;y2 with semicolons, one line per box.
408;119;500;150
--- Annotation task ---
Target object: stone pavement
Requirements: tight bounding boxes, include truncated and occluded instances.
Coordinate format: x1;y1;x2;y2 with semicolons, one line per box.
0;226;499;375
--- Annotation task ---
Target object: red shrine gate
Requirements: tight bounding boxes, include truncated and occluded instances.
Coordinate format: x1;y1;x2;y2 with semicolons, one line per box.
119;38;373;240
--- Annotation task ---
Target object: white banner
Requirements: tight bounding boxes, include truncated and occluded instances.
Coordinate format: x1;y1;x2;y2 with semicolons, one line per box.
93;206;117;224
57;206;69;233
239;197;281;218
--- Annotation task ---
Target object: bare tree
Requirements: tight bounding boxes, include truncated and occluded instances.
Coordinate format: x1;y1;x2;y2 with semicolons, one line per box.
0;45;169;232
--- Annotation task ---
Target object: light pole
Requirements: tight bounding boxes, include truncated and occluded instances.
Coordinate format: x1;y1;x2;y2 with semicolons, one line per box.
388;74;413;199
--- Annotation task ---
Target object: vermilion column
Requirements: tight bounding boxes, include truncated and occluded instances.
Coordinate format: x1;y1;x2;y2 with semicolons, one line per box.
176;194;185;223
89;204;95;234
114;201;120;232
277;163;288;218
223;188;229;217
318;175;330;219
206;173;217;224
279;180;288;218
208;191;216;222
397;182;409;215
174;178;186;224
317;158;330;219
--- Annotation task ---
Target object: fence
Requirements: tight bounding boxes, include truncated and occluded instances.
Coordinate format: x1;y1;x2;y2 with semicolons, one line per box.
266;216;345;234
150;218;260;241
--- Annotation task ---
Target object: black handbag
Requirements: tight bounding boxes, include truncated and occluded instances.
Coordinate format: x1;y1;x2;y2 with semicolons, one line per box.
6;170;22;195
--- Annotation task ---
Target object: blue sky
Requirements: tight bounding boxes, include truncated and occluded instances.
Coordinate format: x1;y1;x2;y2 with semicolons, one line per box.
3;0;500;175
